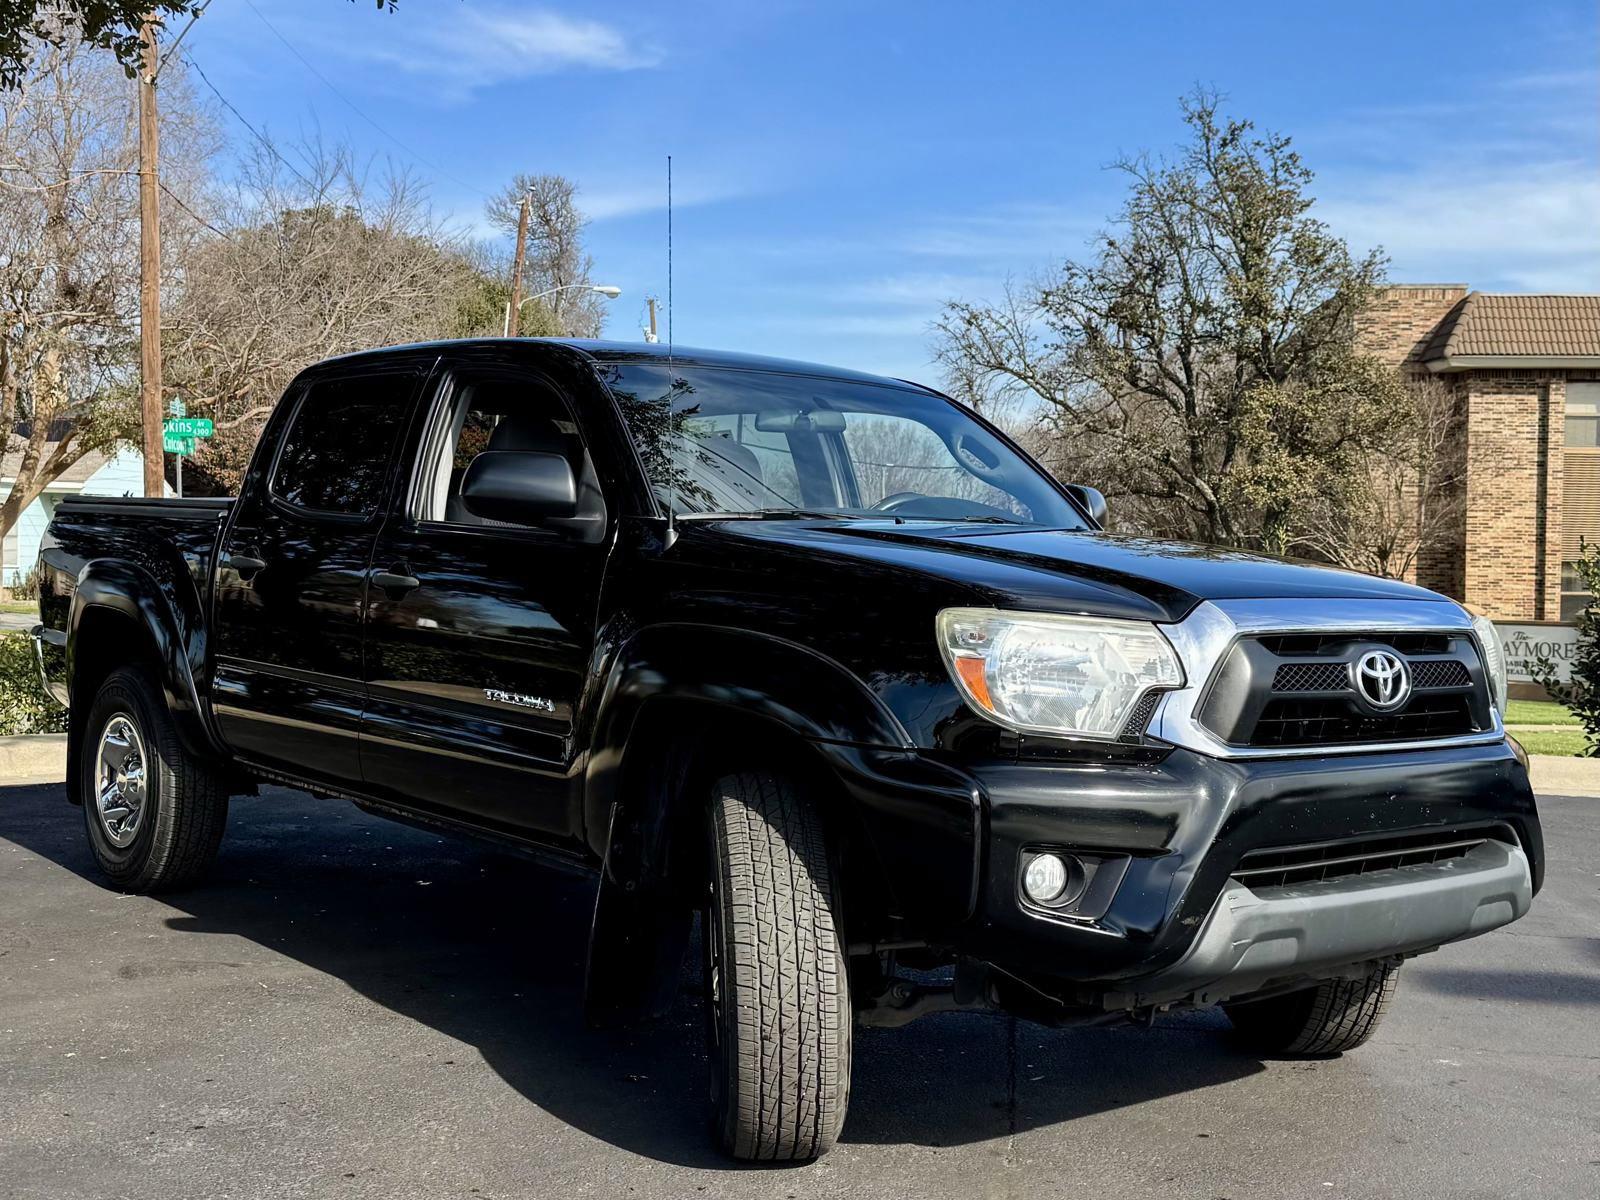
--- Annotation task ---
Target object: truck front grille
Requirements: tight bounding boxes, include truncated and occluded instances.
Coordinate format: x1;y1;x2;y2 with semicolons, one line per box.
1198;629;1492;750
1233;827;1500;890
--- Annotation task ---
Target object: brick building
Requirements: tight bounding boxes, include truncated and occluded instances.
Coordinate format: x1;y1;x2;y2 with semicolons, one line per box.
1359;285;1600;621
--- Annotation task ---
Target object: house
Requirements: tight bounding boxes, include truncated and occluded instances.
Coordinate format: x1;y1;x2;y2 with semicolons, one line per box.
1;444;147;588
1360;285;1600;622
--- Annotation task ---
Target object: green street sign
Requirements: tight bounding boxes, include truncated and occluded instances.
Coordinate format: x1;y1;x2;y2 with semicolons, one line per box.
163;417;213;438
163;434;196;455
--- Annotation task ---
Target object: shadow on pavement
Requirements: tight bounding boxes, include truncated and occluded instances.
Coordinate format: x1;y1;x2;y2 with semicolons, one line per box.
0;782;1263;1167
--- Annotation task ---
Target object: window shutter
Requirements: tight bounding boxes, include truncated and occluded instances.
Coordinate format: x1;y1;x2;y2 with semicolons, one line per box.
1563;449;1600;557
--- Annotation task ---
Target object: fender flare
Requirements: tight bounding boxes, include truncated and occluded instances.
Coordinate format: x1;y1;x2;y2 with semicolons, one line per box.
68;559;226;763
578;623;983;1026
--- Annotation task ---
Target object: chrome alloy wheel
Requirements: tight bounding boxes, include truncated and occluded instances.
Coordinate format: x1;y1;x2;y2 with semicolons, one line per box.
95;714;148;848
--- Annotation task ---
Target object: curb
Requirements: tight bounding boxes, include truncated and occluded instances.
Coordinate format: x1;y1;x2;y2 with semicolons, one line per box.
0;733;67;784
1527;754;1600;799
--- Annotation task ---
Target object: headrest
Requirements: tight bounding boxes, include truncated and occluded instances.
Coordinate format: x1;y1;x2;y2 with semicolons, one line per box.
488;413;568;456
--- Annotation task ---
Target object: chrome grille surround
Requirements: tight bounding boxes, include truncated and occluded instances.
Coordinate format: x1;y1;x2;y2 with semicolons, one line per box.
1146;598;1505;760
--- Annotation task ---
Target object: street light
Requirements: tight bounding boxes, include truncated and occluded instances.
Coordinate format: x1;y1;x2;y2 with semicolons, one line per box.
502;284;622;336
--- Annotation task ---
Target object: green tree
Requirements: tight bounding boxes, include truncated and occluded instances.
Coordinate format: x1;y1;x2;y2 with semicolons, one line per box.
934;90;1394;549
0;2;393;90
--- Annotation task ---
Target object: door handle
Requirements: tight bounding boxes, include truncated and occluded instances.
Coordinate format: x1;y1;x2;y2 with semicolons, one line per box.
227;553;267;580
371;567;421;596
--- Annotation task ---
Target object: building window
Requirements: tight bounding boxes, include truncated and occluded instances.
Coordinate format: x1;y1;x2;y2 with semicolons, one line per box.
1561;383;1600;620
1566;384;1600;447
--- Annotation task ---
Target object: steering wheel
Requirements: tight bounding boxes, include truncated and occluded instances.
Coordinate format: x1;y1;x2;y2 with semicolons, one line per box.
870;491;926;513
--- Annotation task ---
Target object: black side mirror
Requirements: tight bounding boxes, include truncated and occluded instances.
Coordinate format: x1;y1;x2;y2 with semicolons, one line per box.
461;450;577;524
1065;484;1108;525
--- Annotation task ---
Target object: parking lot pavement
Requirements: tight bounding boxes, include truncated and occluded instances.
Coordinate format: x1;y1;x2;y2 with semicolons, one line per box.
1;785;1595;1200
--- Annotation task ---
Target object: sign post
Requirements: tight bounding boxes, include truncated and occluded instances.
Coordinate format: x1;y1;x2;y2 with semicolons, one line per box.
161;403;211;498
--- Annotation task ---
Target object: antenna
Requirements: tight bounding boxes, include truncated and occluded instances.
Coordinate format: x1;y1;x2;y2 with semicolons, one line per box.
666;154;673;365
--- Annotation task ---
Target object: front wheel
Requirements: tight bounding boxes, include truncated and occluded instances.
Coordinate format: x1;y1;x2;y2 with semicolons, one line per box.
1224;964;1397;1056
79;666;229;892
704;768;851;1161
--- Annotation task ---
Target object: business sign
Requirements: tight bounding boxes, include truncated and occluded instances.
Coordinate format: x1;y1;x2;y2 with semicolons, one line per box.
1494;622;1578;684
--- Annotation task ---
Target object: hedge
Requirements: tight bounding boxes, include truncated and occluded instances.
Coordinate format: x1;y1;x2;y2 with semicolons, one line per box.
0;630;67;735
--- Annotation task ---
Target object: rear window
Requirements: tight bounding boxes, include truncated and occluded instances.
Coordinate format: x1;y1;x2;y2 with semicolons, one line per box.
272;373;412;516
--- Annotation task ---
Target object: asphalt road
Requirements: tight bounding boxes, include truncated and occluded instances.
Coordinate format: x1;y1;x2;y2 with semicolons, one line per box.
1;783;1595;1200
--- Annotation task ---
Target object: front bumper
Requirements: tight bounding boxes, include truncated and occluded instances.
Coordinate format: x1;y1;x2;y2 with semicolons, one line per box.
956;739;1542;998
1101;838;1531;1008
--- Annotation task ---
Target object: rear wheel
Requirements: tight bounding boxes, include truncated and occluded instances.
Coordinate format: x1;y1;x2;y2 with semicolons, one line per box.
703;768;851;1161
80;666;229;892
1224;964;1398;1056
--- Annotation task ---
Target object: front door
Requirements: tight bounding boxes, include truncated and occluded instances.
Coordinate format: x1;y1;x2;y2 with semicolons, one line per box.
212;361;426;789
359;356;611;841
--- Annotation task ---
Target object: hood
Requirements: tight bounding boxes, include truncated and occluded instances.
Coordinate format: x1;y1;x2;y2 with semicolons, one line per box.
701;521;1448;623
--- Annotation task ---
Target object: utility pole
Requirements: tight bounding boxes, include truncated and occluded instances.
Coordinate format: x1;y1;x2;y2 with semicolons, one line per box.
138;16;163;498
644;296;659;343
505;185;532;337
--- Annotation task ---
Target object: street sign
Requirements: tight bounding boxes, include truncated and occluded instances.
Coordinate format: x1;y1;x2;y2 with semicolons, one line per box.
169;398;186;418
163;417;213;438
163;434;196;455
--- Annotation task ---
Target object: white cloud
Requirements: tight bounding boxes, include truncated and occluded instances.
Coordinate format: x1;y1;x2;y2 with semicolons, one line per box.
1320;161;1600;292
327;6;660;96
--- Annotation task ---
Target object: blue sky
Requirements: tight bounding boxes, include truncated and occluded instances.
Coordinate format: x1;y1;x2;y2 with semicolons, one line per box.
182;0;1599;382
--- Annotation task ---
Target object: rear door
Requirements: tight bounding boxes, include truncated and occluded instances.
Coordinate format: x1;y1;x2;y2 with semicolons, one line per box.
211;359;426;788
358;350;615;841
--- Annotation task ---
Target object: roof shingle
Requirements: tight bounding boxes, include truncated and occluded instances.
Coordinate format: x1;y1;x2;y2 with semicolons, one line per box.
1424;293;1600;361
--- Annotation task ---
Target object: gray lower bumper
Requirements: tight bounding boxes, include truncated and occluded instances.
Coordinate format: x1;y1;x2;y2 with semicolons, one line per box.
1108;838;1533;1009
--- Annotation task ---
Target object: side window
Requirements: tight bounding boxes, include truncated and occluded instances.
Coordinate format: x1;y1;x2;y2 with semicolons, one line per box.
416;370;593;529
273;373;411;516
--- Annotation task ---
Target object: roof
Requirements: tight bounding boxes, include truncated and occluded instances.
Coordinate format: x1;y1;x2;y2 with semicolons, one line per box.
317;337;937;392
1;444;114;486
1424;293;1600;368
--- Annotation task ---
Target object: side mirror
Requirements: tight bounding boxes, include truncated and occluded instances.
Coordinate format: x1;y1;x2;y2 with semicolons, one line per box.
1065;484;1108;525
461;450;578;524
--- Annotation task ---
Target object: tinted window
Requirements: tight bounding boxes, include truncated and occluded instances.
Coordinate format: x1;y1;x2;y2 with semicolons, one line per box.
273;374;411;515
599;363;1085;527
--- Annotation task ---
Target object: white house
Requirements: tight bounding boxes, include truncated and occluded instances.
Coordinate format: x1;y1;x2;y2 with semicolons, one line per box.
1;444;148;587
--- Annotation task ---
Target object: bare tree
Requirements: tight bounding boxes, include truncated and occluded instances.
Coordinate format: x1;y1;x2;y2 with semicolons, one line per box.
164;138;476;490
485;173;604;337
1292;375;1466;579
933;91;1394;550
0;36;213;581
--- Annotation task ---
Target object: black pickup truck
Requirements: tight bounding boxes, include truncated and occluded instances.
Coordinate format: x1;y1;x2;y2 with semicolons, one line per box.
33;338;1541;1161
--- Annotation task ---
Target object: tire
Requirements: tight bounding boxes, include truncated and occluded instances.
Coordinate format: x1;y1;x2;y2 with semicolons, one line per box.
703;769;851;1161
1224;964;1398;1056
79;666;229;893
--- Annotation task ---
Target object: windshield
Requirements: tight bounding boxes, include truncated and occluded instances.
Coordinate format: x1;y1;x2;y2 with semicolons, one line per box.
597;363;1087;527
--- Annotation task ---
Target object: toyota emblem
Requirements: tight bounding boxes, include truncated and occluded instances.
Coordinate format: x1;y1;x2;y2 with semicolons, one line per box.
1354;649;1411;711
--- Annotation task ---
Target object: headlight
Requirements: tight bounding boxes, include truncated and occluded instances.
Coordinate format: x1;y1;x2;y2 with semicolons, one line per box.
937;608;1183;739
1470;612;1508;715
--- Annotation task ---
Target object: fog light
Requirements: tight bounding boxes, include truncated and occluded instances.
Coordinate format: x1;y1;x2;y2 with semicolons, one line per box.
1023;853;1070;903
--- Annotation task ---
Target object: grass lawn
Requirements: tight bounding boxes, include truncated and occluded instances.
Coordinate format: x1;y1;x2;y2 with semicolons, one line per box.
1504;699;1580;726
0;600;36;614
1515;729;1589;757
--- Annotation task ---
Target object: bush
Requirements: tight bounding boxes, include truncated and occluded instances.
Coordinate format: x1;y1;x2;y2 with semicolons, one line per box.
0;631;66;735
1534;538;1600;756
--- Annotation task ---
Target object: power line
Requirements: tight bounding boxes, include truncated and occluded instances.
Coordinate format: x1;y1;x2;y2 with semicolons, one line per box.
158;178;237;244
182;53;315;189
238;0;491;202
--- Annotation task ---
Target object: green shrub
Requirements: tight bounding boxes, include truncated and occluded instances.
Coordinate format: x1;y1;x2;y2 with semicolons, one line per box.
0;631;66;735
1534;538;1600;756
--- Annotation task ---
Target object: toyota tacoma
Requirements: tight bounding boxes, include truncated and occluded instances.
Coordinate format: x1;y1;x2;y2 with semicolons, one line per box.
32;338;1542;1161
